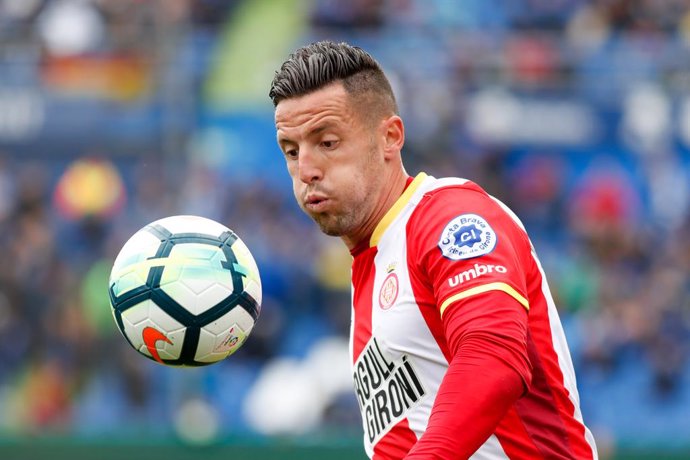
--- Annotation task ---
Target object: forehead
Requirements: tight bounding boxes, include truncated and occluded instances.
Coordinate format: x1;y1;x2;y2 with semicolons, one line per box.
274;83;355;134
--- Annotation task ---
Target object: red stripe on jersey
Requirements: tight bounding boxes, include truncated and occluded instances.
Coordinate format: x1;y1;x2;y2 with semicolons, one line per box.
509;329;573;459
373;418;418;460
352;246;378;363
524;292;594;459
495;406;543;458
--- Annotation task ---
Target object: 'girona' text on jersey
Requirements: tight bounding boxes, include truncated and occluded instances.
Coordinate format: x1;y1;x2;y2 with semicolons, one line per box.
353;337;426;443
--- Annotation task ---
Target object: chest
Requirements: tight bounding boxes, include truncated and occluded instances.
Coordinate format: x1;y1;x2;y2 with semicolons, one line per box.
350;242;443;366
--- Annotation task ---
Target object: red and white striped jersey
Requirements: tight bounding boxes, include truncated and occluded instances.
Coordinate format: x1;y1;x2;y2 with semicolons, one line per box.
349;172;597;459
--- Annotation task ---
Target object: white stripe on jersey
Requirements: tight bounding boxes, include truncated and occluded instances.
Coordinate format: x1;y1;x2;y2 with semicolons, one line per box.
371;204;441;442
533;254;599;459
470;435;509;460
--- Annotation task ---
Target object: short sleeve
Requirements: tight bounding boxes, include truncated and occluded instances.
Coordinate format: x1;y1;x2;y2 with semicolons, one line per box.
407;184;531;318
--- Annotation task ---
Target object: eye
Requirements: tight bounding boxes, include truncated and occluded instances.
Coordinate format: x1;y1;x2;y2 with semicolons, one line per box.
284;148;298;160
321;139;339;150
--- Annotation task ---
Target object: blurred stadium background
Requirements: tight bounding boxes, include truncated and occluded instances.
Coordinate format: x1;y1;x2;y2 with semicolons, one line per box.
1;0;690;459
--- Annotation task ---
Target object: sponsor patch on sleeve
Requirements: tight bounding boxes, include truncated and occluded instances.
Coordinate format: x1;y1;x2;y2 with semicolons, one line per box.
438;213;497;260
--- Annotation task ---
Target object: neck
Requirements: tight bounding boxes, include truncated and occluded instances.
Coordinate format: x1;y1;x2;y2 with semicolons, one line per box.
342;166;409;250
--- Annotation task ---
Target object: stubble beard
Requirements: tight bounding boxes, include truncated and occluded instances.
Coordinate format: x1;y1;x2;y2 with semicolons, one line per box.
301;146;382;238
298;187;365;238
312;207;360;237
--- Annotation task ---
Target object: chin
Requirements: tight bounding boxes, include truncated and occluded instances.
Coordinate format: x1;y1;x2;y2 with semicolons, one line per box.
315;220;343;237
320;226;345;237
313;216;348;237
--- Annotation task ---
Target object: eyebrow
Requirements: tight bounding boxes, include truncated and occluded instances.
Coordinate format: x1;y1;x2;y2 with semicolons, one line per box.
306;123;333;137
277;122;336;146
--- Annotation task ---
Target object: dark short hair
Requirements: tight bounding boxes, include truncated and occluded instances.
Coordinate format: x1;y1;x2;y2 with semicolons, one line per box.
269;41;398;118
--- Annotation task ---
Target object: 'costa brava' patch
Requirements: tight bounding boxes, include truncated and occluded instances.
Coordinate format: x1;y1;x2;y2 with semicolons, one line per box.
438;213;497;260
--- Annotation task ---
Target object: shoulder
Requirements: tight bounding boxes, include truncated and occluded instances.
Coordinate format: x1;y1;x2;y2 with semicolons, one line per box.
404;177;533;316
416;178;498;212
409;177;516;232
407;177;528;259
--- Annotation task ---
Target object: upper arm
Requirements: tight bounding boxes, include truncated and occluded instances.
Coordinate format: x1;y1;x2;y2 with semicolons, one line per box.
407;186;531;320
406;185;534;387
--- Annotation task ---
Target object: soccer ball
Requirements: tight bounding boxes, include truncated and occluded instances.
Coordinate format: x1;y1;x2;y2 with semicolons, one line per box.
108;215;261;366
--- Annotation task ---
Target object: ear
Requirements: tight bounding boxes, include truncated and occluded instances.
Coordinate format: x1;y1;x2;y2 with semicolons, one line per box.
381;115;405;160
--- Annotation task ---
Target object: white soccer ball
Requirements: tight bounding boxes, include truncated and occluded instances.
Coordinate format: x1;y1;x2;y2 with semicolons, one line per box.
108;215;262;366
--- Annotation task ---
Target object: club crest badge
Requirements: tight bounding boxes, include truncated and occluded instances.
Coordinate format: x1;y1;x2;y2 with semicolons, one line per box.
438;213;497;260
379;271;399;310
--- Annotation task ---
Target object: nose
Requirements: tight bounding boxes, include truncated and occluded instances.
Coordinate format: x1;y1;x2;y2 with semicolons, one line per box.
297;147;323;184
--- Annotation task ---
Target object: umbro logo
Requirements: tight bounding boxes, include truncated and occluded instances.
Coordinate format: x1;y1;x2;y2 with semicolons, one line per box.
447;263;507;287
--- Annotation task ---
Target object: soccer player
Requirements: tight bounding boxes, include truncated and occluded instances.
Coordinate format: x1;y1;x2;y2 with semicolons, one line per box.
269;41;598;460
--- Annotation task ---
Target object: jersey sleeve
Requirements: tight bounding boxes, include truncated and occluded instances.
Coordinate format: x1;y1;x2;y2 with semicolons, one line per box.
407;183;531;320
404;184;535;458
407;183;533;388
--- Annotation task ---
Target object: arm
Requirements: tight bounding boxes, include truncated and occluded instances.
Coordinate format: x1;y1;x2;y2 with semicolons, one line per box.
405;290;531;459
403;184;534;458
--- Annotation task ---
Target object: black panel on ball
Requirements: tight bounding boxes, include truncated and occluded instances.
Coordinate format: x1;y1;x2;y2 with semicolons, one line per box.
109;224;255;366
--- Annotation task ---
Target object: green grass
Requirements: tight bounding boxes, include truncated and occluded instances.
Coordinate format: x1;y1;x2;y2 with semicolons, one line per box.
0;443;364;460
0;437;687;460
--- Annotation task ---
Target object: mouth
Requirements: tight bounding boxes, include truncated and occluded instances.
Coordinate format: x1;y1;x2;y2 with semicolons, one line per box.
304;194;330;213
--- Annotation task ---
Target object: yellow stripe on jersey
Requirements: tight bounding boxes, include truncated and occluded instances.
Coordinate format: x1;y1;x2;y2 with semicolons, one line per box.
440;282;530;317
370;172;428;247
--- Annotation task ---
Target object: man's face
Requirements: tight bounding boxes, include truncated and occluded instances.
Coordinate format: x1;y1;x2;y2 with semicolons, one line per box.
275;82;386;243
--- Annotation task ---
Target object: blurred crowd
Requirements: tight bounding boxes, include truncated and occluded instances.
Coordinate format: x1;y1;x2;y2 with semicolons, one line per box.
0;0;689;454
